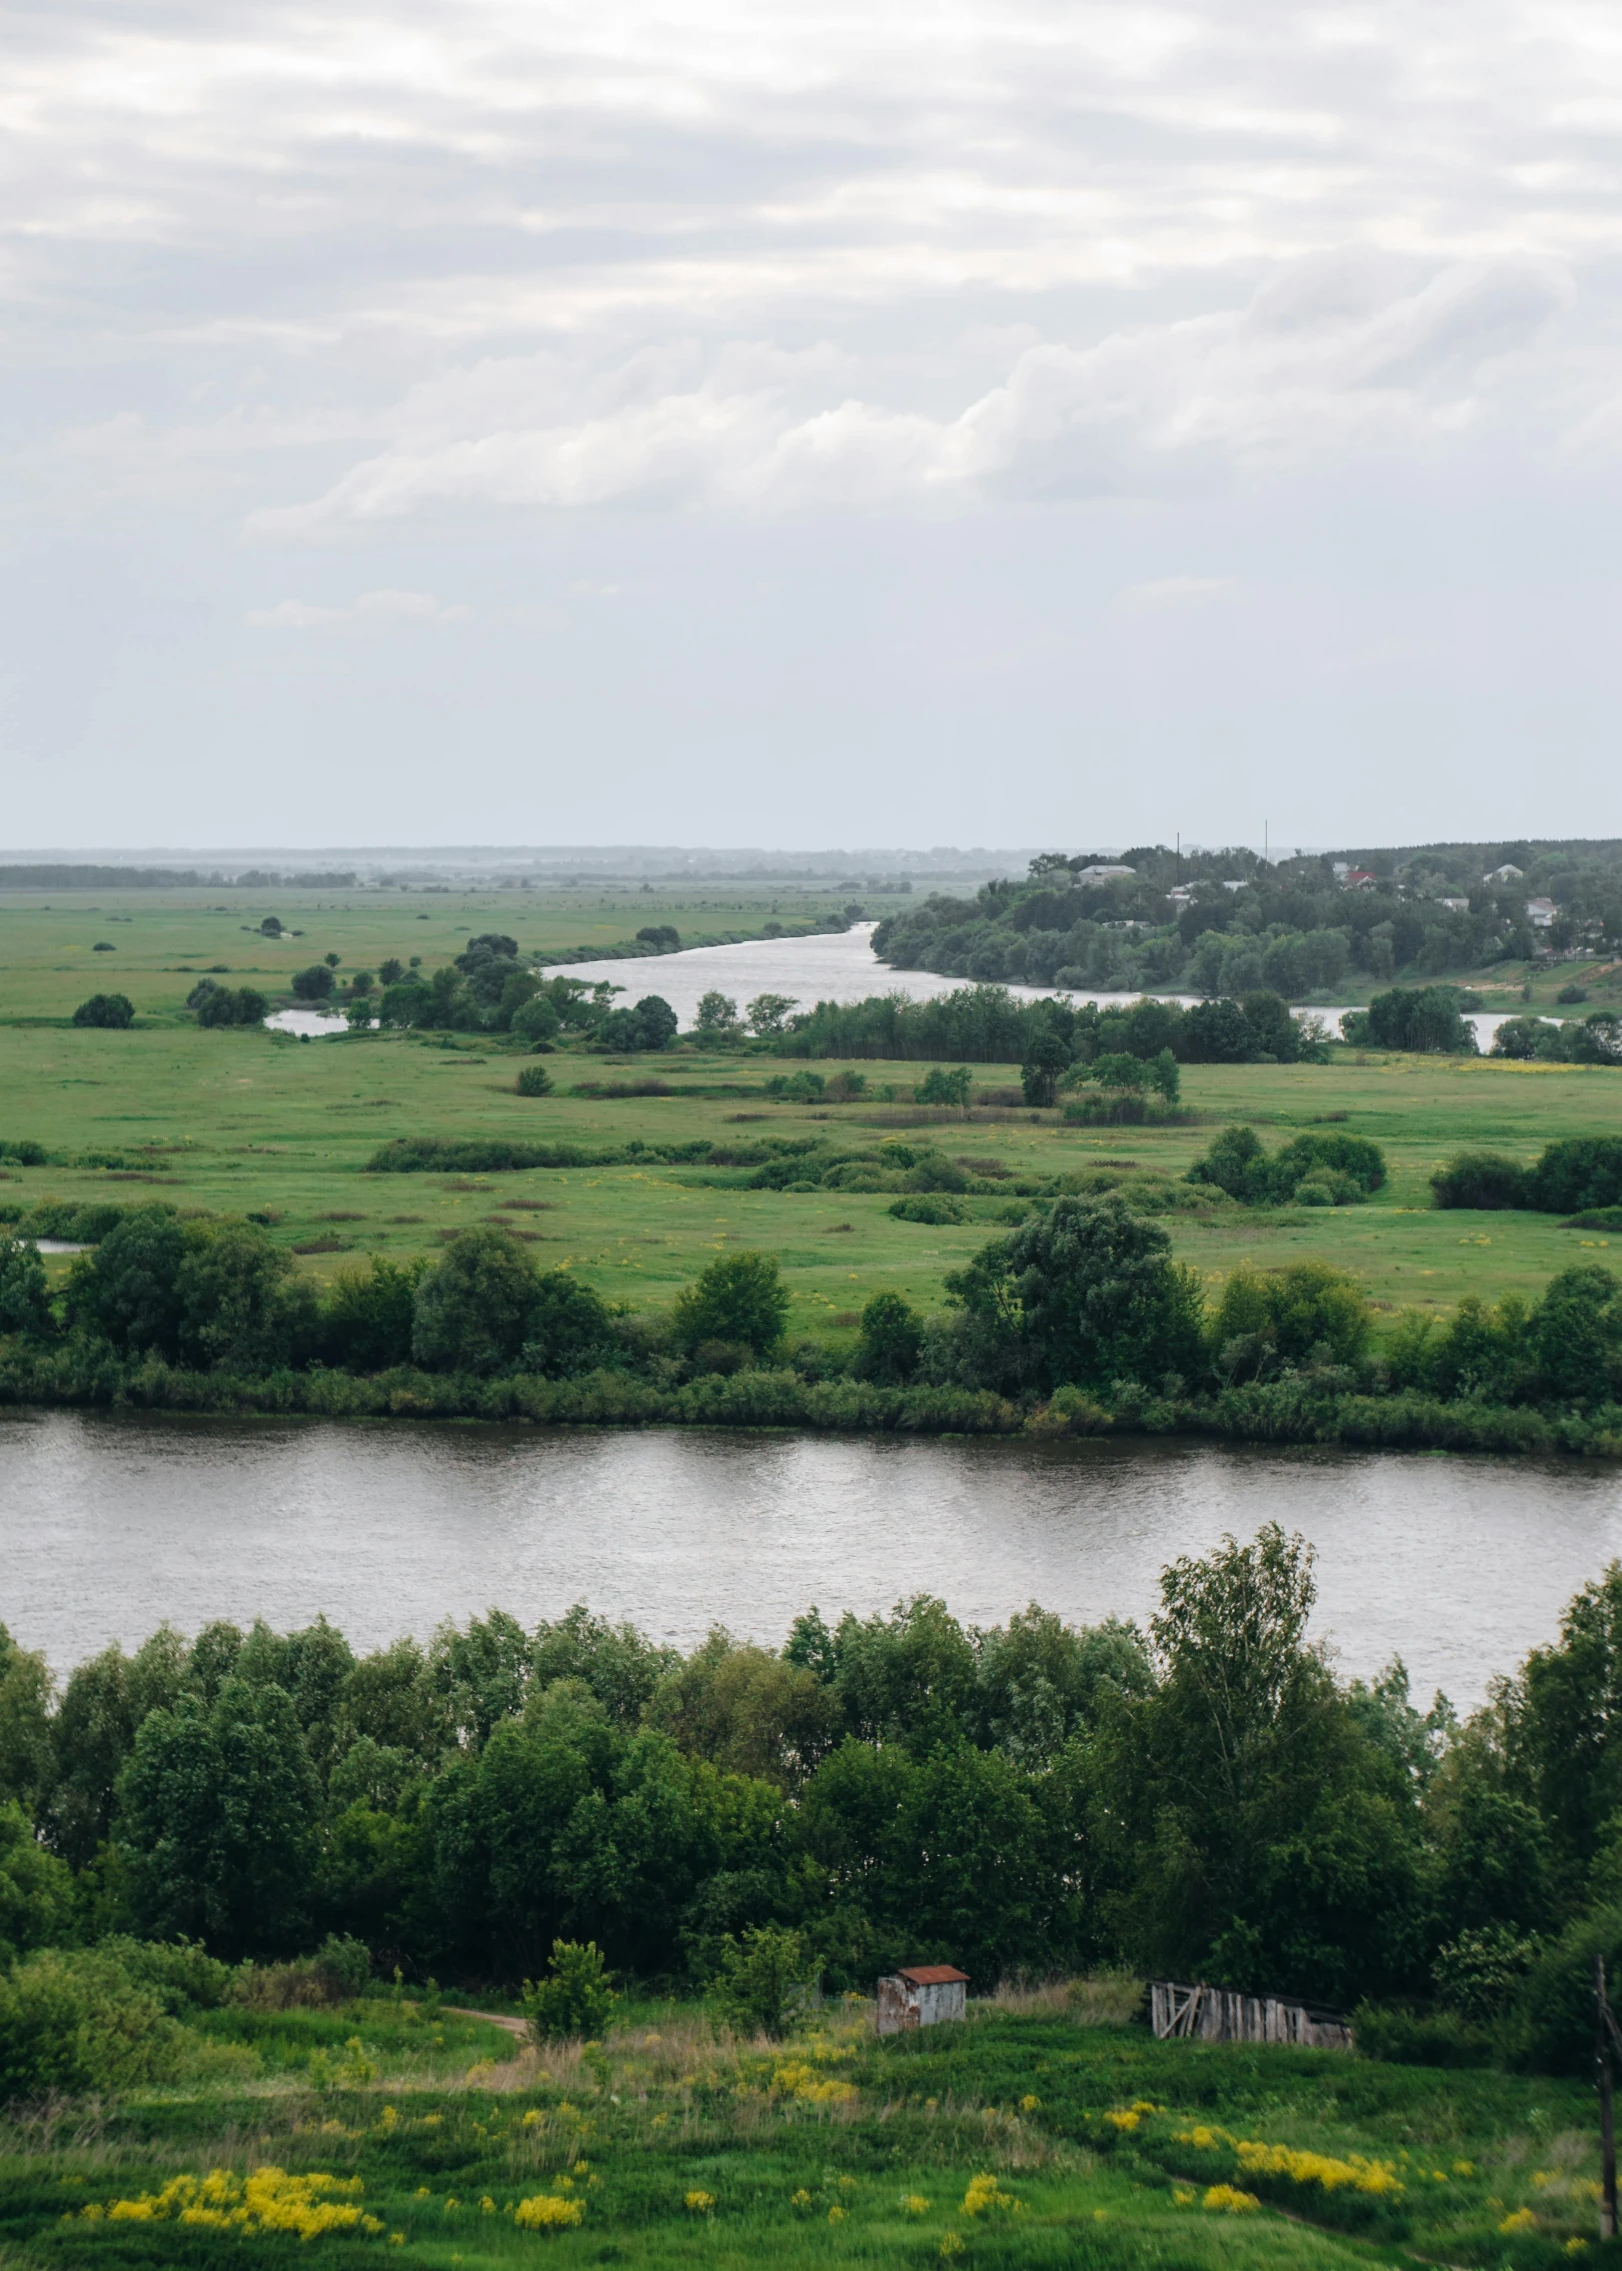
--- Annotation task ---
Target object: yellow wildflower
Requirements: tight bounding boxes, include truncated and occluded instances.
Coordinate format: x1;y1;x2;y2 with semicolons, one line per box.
1500;2209;1538;2234
685;2191;716;2215
828;2204;846;2223
1173;2188;1196;2208
961;2173;1020;2217
901;2195;931;2216
939;2236;965;2261
1204;2186;1260;2215
513;2194;584;2231
1020;2094;1040;2113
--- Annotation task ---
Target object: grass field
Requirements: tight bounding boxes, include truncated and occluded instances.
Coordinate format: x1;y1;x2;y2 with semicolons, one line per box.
1;886;1618;1347
2;1986;1612;2271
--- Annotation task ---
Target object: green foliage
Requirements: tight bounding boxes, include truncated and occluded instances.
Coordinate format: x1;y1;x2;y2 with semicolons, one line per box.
1211;1262;1373;1382
1531;1264;1622;1401
514;1061;554;1096
671;1250;790;1359
1188;1125;1385;1206
943;1195;1206;1395
175;1218;318;1371
189;979;268;1027
71;991;135;1028
851;1292;923;1384
66;1205;187;1355
600;994;679;1052
694;990;740;1035
0;1946;184;2102
411;1225;538;1374
0;1799;74;1961
708;1923;813;2037
321;1256;427;1372
510;991;561;1045
914;1064;972;1111
1527;1135;1622;1214
291;964;334;1001
522;1269;617;1378
1431;1150;1529;1209
746;993;797;1037
1343;985;1478;1053
522;1937;619;2042
0;1233;51;1339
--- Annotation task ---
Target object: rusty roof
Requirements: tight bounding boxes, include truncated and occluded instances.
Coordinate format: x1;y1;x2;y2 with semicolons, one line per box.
896;1965;969;1986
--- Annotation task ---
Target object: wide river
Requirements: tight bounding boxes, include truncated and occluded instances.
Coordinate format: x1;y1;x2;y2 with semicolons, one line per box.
2;1410;1618;1707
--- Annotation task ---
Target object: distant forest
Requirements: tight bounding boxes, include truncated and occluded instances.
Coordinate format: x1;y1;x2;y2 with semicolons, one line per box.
873;840;1622;998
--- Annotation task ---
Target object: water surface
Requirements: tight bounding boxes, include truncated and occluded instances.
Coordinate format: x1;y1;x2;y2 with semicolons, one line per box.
2;1409;1617;1705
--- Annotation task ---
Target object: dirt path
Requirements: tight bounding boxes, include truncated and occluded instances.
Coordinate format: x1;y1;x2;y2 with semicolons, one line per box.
443;2006;534;2090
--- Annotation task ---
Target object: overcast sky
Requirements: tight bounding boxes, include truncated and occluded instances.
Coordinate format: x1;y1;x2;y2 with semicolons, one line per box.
2;0;1619;851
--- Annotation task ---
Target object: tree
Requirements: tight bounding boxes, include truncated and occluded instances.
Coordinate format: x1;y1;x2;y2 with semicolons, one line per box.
671;1252;790;1360
0;1236;51;1339
69;1207;187;1356
695;991;740;1037
175;1221;318;1372
515;1062;553;1096
291;965;334;1001
0;1803;74;1964
411;1225;538;1374
746;994;797;1037
1532;1265;1622;1403
321;1257;426;1372
523;1939;618;2042
71;992;134;1028
117;1677;319;1955
523;1270;617;1378
915;1065;973;1113
511;994;561;1046
944;1196;1206;1394
1020;1027;1070;1107
378;958;404;986
851;1292;923;1385
1210;1262;1372;1382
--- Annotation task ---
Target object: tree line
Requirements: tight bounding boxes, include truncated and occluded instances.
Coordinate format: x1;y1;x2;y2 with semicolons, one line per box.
7;1528;1622;2082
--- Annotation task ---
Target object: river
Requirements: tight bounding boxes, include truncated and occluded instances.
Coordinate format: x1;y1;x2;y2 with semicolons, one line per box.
2;1410;1617;1705
267;925;1527;1043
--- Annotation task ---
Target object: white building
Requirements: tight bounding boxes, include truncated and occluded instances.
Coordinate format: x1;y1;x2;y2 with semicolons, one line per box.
875;1965;969;2034
1526;897;1558;929
1485;863;1524;884
1073;864;1136;884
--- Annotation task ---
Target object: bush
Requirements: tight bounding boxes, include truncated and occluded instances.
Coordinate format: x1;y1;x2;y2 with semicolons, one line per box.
291;966;334;1002
708;1925;814;2039
1431;1151;1529;1210
522;1939;618;2043
510;994;561;1046
0;1800;74;1961
889;1194;967;1225
189;980;268;1028
1188;1126;1384;1206
1351;2001;1493;2067
1501;1905;1622;2073
1211;1262;1372;1381
0;1947;185;2101
515;1063;554;1097
671;1252;790;1360
71;992;134;1029
1527;1137;1622;1215
321;1257;426;1372
1343;986;1477;1054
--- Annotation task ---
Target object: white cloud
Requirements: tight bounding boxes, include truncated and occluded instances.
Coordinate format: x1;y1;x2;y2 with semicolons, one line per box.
1119;575;1237;609
241;251;1567;533
243;589;472;628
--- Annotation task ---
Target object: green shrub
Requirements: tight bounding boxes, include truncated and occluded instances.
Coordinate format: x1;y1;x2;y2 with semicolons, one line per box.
0;1948;185;2101
888;1194;966;1225
522;1270;618;1378
1351;2001;1493;2066
1527;1137;1622;1215
671;1252;789;1359
851;1292;923;1384
71;993;134;1029
0;1236;51;1340
1431;1151;1529;1209
522;1939;618;2043
0;1801;74;1961
514;1063;554;1097
708;1925;813;2039
1211;1262;1372;1381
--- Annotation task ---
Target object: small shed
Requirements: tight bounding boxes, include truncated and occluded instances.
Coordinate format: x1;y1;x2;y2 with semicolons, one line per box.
875;1964;969;2035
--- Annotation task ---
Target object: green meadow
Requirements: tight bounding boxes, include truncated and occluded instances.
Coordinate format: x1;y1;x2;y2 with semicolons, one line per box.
0;884;1618;1349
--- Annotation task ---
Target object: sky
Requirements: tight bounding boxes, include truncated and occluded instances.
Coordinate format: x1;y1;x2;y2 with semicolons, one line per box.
3;0;1621;851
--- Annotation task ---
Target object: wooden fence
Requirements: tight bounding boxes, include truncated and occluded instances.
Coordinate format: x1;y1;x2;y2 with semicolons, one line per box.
1148;1978;1353;2052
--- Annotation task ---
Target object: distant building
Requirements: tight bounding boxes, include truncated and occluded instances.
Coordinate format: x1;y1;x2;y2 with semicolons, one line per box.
1341;869;1378;890
875;1965;969;2035
1485;863;1524;884
1073;863;1136;884
1526;897;1558;929
1167;885;1196;904
1438;897;1470;913
1331;861;1351;880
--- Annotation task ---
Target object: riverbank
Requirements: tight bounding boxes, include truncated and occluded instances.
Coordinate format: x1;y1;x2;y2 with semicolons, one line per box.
3;1348;1617;1456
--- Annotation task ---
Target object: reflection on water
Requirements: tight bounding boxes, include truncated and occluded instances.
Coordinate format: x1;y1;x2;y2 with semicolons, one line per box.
1;1408;1617;1706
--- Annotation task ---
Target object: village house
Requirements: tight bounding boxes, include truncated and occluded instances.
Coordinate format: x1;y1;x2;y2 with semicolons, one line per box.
875;1965;969;2034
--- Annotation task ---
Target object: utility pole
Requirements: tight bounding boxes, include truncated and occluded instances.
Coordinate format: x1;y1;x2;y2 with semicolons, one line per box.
1598;1954;1619;2239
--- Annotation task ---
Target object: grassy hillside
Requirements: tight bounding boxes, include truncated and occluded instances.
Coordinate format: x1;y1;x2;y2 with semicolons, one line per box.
3;1988;1611;2270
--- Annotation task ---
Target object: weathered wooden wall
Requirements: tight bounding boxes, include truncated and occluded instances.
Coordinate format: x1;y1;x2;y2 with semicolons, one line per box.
1148;1978;1353;2052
